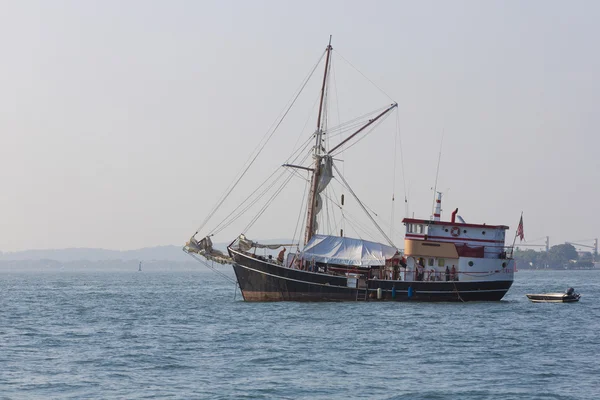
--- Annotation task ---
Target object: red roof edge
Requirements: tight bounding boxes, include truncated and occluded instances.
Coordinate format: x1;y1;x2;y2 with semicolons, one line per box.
401;218;509;230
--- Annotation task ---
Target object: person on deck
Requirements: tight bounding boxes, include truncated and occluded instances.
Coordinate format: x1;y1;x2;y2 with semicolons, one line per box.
277;248;286;264
416;260;425;281
445;265;450;281
451;265;458;281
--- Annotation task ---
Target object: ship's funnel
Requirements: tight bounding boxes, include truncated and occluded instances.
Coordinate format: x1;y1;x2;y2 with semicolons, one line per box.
451;208;458;223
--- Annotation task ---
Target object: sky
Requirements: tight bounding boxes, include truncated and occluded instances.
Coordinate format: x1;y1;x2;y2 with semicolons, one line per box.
1;0;599;252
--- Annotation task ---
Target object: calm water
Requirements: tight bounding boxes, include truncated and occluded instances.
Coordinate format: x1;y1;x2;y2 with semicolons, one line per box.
1;266;599;399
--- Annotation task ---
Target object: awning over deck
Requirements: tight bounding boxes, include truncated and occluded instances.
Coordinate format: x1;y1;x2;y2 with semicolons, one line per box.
302;234;398;267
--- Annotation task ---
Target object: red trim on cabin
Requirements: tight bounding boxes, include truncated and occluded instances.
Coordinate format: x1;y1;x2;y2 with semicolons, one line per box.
402;218;509;230
405;233;504;244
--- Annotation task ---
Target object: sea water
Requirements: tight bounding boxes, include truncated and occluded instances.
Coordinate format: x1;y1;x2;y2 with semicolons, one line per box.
1;266;599;399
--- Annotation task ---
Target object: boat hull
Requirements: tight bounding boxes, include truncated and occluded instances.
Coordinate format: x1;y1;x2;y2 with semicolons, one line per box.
526;294;581;303
230;248;513;302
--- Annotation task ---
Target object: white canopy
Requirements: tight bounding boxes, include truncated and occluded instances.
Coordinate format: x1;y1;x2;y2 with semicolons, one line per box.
301;234;398;267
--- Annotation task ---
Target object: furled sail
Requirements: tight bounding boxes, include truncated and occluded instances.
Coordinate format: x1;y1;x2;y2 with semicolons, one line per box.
236;234;295;251
312;155;333;235
184;235;231;264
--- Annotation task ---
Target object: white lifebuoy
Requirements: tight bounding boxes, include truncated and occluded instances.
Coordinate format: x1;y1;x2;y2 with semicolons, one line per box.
450;226;460;237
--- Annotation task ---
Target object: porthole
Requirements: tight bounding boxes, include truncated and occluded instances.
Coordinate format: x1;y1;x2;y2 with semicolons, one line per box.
468;261;474;267
463;230;467;234
502;262;507;268
445;229;448;232
482;231;486;235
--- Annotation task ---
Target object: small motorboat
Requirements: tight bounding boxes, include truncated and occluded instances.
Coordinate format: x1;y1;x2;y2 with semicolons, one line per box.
526;287;581;303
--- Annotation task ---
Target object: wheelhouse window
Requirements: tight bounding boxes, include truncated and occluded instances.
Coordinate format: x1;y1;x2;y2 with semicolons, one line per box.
428;258;434;267
438;258;445;267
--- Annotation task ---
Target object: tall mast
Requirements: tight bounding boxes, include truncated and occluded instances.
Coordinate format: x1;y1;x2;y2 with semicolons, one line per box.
304;36;332;246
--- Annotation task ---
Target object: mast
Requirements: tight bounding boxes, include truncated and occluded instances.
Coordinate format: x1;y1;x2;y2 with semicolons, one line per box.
304;36;332;246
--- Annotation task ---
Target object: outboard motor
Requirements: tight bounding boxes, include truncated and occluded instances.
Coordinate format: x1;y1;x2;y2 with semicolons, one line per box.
566;287;575;296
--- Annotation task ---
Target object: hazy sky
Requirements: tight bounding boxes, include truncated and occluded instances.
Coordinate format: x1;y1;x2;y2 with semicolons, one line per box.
1;0;599;252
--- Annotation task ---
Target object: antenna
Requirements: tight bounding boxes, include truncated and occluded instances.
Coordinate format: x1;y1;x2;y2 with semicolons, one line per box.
430;131;444;218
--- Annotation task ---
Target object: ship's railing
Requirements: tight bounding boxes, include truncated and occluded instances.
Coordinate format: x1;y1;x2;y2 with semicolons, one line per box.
373;268;513;282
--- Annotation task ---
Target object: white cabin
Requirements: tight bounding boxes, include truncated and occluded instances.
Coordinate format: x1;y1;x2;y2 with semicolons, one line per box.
401;208;514;283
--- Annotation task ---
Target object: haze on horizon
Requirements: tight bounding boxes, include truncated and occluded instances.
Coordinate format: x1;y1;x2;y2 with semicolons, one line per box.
1;0;599;253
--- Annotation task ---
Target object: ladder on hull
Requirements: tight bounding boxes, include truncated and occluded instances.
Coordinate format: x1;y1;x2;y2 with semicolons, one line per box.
356;288;368;301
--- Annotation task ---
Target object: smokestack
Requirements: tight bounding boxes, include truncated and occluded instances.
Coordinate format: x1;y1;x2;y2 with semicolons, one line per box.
451;208;458;223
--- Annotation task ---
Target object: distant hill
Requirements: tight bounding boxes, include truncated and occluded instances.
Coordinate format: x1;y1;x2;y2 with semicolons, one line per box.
0;245;192;262
0;239;294;263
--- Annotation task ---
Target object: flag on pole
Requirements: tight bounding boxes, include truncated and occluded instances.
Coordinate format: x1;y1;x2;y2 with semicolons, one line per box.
516;214;525;242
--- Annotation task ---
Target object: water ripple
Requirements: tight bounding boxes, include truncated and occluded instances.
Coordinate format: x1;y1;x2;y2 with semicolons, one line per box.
1;268;599;399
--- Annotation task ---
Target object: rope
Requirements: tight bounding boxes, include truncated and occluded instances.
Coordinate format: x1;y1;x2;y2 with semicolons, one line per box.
210;137;314;236
390;109;399;241
211;168;289;235
322;184;404;241
333;49;395;103
395;112;408;218
193;50;326;237
332;163;396;248
243;164;300;233
452;280;465;302
291;170;310;249
328;111;394;158
186;252;237;285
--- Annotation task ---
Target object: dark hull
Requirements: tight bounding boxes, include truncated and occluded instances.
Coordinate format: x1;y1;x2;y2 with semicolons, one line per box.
229;248;513;302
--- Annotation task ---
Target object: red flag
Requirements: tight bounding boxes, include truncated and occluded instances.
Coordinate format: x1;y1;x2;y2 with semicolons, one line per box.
516;215;524;242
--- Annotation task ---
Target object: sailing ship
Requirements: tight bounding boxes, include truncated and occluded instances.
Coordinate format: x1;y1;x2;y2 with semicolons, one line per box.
184;38;515;302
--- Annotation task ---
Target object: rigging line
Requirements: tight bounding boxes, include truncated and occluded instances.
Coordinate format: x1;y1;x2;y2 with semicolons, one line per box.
332;162;396;248
212;138;314;235
215;149;313;235
395;111;408;218
292;171;310;249
328;180;405;239
333;49;395;103
186;253;237;284
390;108;398;241
286;93;322;164
211;167;288;235
330;61;348;232
243;169;297;232
286;167;311;182
241;150;312;234
325;118;384;139
195;49;326;236
212;168;289;235
337;205;381;240
333;196;391;239
326;186;339;235
320;185;403;239
325;106;388;135
285;134;319;169
328;112;393;158
324;188;332;234
344;217;364;240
